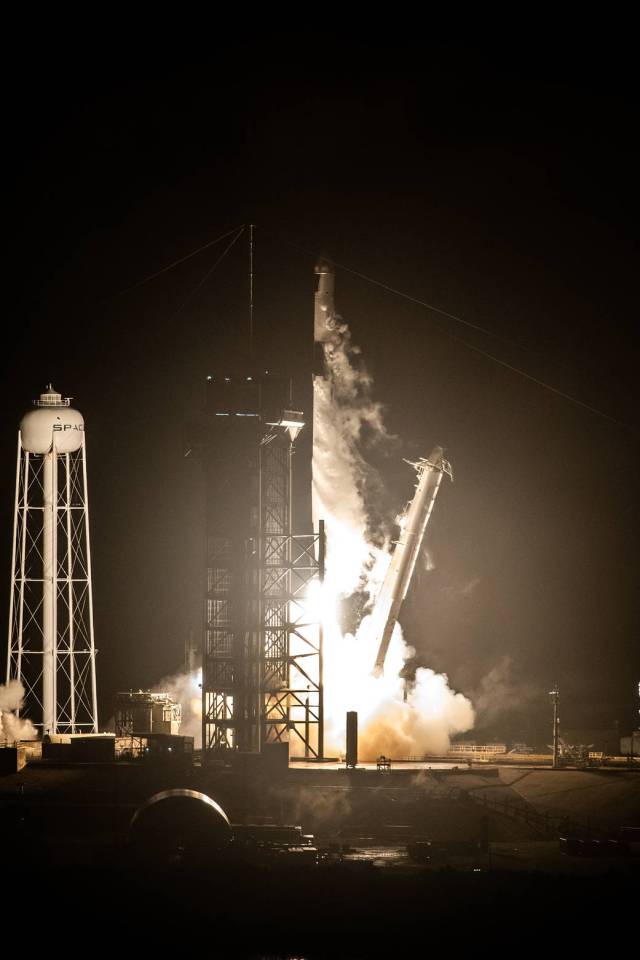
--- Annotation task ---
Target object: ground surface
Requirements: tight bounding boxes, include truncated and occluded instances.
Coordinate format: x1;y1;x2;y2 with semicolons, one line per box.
2;759;638;955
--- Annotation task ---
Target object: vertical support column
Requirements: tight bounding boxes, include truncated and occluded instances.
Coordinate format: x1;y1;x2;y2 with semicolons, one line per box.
16;451;29;689
52;445;58;731
6;434;21;684
65;452;76;732
317;518;325;760
551;684;560;770
346;711;358;768
42;448;55;734
82;436;99;732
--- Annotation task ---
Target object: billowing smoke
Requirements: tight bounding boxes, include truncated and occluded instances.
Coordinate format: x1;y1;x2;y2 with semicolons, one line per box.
470;656;534;726
312;295;474;759
284;785;352;829
359;665;476;759
152;669;202;747
312;307;394;595
0;680;38;744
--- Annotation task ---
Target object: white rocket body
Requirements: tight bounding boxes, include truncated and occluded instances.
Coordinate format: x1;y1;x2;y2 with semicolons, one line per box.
372;449;451;675
312;262;337;537
314;262;336;346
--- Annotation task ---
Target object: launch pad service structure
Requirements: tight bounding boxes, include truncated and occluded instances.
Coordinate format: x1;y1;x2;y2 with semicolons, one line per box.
193;372;325;761
6;386;98;735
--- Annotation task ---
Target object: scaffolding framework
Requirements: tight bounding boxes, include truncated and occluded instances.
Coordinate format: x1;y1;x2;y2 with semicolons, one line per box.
261;423;324;757
261;528;324;757
199;377;324;761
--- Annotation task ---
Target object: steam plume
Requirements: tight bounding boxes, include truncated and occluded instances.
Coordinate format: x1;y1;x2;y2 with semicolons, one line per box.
152;669;202;747
470;656;534;726
0;680;38;744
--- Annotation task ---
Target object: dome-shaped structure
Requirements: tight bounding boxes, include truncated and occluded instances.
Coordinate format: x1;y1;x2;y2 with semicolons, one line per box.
20;384;84;454
129;789;232;863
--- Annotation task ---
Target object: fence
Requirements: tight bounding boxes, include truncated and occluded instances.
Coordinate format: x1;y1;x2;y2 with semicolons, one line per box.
439;783;621;840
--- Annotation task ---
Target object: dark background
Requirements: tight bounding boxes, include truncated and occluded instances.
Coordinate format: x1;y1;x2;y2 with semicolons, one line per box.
3;38;638;743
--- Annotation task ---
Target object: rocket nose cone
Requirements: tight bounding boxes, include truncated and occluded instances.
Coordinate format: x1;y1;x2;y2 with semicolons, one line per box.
429;446;444;465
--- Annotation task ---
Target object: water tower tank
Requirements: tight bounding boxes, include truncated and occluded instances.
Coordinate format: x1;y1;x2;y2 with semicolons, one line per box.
20;384;84;454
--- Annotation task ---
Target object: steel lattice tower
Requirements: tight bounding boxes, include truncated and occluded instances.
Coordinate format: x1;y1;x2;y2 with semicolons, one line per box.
6;386;98;734
260;424;324;757
197;373;324;759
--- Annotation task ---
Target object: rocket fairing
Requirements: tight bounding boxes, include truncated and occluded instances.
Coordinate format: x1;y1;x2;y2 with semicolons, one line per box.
372;448;452;676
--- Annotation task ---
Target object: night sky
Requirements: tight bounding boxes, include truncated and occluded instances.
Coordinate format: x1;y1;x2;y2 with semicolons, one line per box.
4;41;638;741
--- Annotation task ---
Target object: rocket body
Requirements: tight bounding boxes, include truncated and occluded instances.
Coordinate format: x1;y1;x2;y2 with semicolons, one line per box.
372;448;450;675
312;262;338;536
314;262;336;347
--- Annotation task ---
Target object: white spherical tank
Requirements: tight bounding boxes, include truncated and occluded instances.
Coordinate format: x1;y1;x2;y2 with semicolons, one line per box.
20;385;85;454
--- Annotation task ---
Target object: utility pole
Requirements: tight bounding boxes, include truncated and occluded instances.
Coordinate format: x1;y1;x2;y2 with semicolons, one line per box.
549;683;560;770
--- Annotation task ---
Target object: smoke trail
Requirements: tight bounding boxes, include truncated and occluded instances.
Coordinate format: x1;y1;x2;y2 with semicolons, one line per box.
312;301;474;759
0;680;38;744
285;785;352;829
470;656;534;726
152;669;202;748
312;307;394;597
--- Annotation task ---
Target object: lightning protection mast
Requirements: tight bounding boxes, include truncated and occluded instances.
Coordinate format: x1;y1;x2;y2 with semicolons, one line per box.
6;386;98;734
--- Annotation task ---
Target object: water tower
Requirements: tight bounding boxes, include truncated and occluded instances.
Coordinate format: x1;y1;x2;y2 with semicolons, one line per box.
6;385;98;734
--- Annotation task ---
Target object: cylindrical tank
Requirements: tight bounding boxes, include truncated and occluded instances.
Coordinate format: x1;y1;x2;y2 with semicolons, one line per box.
20;385;84;454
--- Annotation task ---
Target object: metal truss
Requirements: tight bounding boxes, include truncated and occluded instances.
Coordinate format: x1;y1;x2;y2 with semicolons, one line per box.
262;530;324;758
204;535;238;752
260;427;324;758
203;528;261;755
200;395;324;761
6;437;98;734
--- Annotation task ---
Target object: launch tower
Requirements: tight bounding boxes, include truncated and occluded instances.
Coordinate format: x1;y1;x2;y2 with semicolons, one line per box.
195;373;324;759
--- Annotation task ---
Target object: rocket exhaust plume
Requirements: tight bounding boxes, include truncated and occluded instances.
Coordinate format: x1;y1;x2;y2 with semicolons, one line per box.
311;263;474;759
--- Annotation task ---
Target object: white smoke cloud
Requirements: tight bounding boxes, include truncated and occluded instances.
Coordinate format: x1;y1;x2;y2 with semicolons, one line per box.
322;616;474;760
438;575;480;601
313;292;474;759
470;656;534;725
284;785;352;828
0;680;38;744
152;669;202;748
422;548;436;573
312;306;395;597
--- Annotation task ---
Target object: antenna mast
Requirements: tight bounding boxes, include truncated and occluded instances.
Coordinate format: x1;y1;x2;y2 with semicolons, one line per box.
249;223;254;358
549;683;560;769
